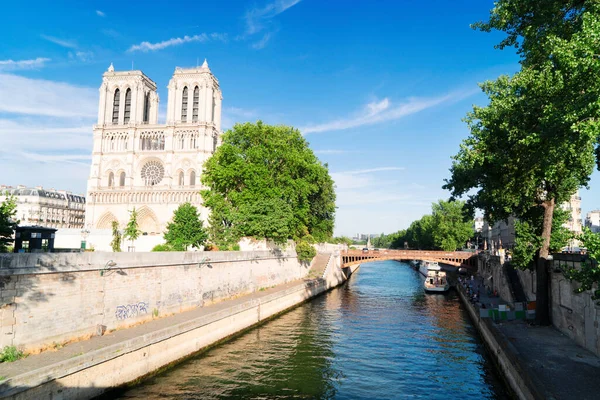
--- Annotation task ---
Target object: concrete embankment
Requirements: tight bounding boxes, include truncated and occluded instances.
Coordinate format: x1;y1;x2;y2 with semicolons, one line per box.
0;252;357;400
456;285;543;400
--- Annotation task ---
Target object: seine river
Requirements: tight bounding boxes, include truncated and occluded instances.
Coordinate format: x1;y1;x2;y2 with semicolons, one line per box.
108;260;511;399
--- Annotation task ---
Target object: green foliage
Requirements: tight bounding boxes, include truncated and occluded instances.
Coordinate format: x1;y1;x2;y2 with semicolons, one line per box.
0;194;18;253
0;346;24;363
448;2;600;257
563;228;600;301
201;121;336;247
511;208;572;270
431;200;473;251
152;243;174;252
387;201;472;250
296;240;316;263
450;1;600;324
331;236;353;246
164;203;208;251
123;208;142;247
472;1;587;67
110;220;122;252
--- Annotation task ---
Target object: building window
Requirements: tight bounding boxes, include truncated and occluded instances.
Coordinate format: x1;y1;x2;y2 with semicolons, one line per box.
192;86;199;122
141;160;165;186
124;88;132;123
178;171;184;186
119;172;126;187
112;89;120;124
181;86;188;121
143;92;150;123
108;172;114;187
189;171;196;187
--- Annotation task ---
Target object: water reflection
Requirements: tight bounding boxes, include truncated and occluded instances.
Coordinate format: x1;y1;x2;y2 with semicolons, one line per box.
106;261;510;400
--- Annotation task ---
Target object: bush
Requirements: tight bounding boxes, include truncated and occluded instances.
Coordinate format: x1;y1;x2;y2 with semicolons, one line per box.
0;346;24;363
152;243;174;252
296;240;316;263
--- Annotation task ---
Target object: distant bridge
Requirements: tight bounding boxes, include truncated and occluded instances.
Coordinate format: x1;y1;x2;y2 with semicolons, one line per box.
341;249;478;268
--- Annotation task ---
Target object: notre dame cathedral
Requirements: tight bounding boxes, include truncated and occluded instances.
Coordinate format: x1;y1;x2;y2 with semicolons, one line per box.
85;61;223;235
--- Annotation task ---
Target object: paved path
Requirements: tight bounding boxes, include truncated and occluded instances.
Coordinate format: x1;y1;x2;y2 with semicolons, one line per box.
0;277;314;383
460;275;600;400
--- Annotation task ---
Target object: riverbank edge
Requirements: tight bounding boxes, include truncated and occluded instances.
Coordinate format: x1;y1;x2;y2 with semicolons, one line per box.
456;285;550;400
0;263;360;400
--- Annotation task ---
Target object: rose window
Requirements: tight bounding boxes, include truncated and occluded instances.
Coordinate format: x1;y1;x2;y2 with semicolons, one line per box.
141;160;164;186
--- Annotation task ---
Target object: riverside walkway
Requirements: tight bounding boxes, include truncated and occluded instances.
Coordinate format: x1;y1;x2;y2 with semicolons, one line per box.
0;255;340;399
459;276;600;400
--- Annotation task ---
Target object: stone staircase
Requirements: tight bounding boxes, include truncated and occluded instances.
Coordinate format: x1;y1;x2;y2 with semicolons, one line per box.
505;262;528;303
307;253;331;280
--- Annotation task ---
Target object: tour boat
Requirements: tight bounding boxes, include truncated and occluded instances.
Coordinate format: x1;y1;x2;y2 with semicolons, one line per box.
420;261;449;293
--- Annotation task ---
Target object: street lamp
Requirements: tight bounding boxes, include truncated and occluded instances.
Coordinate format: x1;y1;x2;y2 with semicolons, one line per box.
80;229;90;251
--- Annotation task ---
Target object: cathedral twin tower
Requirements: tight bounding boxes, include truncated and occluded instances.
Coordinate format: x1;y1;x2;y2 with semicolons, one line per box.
85;61;223;235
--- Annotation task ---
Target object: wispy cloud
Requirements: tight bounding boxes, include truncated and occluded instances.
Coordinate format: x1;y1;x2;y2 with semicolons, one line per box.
128;33;227;52
96;10;105;17
252;33;272;50
102;29;120;38
0;73;97;118
0;58;51;71
300;89;478;134
241;0;301;49
41;34;77;49
18;151;91;165
245;0;301;35
68;51;94;62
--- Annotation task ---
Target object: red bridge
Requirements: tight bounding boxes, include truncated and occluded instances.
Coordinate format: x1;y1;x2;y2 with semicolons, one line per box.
341;249;477;268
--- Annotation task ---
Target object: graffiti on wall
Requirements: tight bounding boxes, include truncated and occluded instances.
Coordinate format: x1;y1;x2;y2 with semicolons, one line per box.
115;301;149;320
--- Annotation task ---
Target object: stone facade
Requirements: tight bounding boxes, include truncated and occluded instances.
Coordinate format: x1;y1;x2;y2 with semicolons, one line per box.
85;61;223;236
585;210;600;233
0;185;85;229
0;249;306;352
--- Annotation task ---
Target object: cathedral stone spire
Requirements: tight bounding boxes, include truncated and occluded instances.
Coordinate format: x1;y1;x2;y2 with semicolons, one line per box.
201;59;209;69
108;63;114;72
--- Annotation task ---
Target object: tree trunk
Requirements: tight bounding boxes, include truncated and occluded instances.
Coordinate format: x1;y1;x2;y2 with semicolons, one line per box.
536;198;555;326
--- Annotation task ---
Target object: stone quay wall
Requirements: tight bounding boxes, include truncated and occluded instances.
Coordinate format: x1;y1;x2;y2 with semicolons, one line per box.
479;253;600;358
0;250;309;352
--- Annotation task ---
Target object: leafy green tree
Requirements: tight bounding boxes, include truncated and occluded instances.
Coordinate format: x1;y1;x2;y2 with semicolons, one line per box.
110;220;122;252
0;194;18;253
201;121;336;248
445;2;600;324
123;208;142;250
164;203;209;251
563;228;600;302
331;236;353;247
430;200;473;251
512;209;571;269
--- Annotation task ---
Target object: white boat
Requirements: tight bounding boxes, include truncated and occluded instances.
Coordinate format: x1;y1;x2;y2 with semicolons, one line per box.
420;261;449;293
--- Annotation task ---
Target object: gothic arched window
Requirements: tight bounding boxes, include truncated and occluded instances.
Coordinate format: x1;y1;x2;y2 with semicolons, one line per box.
112;89;120;124
143;92;150;123
192;86;199;122
124;88;132;123
189;171;196;187
178;171;184;186
119;172;126;187
181;86;188;121
108;172;114;187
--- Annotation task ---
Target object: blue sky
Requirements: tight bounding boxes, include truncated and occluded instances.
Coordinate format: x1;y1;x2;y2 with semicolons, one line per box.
1;0;599;237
